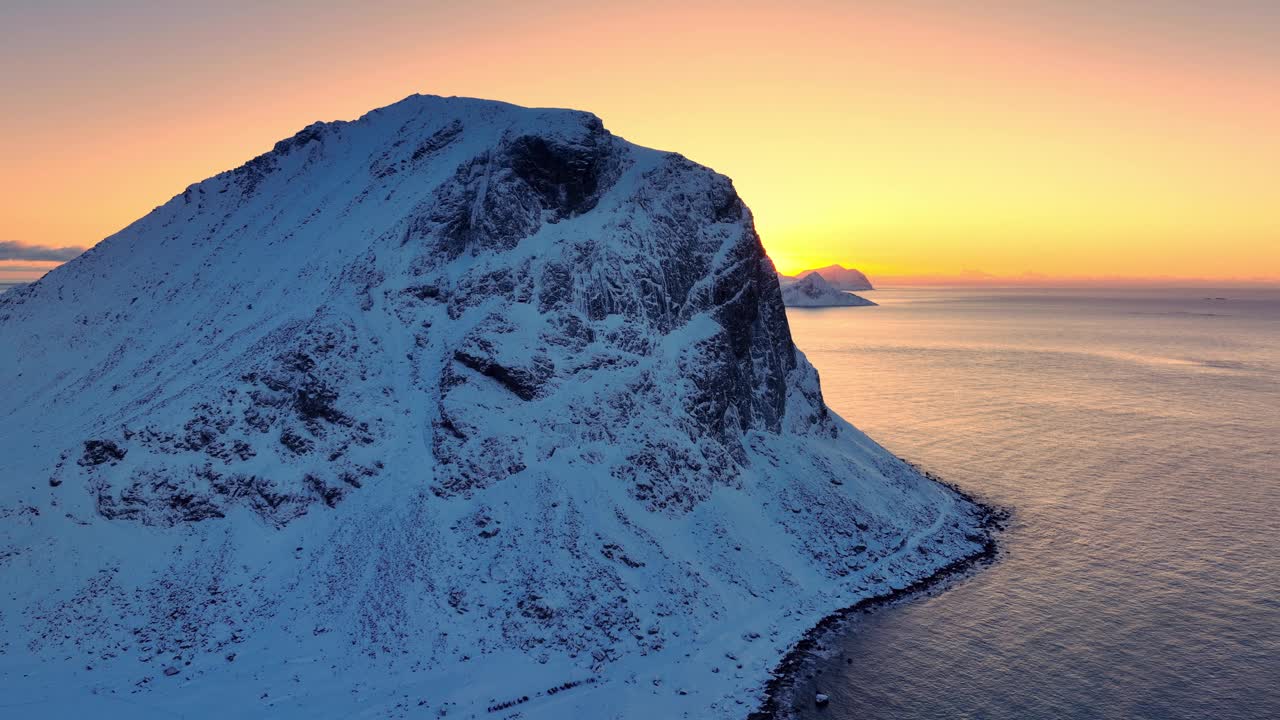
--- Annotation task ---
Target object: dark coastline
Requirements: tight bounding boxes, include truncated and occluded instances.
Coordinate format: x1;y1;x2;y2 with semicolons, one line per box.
747;467;1010;720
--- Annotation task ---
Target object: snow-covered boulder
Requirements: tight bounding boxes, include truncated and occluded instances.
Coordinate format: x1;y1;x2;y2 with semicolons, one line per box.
0;94;984;719
781;272;877;307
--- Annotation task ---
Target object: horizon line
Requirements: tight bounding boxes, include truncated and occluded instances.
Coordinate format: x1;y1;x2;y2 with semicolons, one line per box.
867;275;1280;289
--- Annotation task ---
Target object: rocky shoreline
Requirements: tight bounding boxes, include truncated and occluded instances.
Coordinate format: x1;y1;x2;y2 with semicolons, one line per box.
748;466;1011;719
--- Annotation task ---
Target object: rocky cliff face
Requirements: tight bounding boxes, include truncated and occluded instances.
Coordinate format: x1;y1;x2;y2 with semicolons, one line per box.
0;95;986;719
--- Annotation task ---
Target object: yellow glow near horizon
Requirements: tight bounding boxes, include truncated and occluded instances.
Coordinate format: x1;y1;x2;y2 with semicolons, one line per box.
1;1;1278;283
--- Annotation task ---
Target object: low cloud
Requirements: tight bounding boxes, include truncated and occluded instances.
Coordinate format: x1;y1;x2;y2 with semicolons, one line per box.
0;241;85;262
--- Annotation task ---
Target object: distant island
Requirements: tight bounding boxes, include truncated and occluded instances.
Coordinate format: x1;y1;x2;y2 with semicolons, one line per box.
779;263;874;291
781;272;877;307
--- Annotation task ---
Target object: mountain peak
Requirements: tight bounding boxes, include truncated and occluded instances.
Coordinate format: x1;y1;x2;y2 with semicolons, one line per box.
798;264;874;290
778;264;874;291
782;271;878;307
0;95;984;719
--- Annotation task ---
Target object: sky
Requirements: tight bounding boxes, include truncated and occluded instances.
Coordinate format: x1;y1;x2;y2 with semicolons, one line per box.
1;0;1278;285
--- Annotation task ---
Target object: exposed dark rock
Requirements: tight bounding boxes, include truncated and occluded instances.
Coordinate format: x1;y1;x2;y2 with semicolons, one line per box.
80;440;126;466
404;284;443;302
305;474;345;508
601;543;644;568
294;380;347;426
452;346;553;401
280;430;313;455
410;119;463;161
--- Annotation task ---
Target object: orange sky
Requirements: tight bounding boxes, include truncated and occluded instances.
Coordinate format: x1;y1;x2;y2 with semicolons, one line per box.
2;0;1278;284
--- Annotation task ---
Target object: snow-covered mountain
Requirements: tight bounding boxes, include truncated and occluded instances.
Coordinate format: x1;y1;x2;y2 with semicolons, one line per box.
781;273;877;308
780;264;874;291
0;95;988;719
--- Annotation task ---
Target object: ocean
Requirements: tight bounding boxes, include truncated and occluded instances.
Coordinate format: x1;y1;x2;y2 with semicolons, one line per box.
784;287;1280;719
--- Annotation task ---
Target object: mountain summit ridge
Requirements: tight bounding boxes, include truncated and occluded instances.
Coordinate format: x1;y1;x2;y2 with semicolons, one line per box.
0;94;986;718
780;264;875;291
781;272;877;307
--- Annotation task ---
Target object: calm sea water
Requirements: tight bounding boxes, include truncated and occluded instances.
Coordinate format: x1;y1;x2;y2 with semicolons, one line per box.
785;287;1280;720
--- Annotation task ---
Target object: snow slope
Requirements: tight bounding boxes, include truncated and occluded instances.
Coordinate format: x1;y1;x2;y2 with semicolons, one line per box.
781;273;877;308
0;95;986;719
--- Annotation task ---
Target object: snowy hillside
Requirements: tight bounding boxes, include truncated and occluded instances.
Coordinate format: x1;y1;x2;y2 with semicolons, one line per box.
0;95;988;719
781;273;877;307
